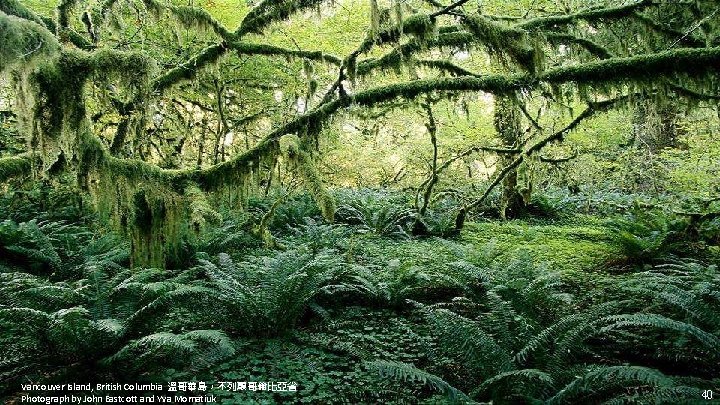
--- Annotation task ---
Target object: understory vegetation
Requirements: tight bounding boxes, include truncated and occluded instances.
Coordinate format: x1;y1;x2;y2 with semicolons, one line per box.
2;0;720;403
1;186;719;403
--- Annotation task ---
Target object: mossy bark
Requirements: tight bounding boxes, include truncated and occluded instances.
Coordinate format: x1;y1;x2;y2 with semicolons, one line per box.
632;97;682;153
494;95;526;219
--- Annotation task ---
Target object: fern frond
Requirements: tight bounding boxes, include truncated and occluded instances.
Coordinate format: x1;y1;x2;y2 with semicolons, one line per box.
548;366;673;405
602;385;706;405
472;369;554;401
103;329;234;373
599;313;720;353
366;360;473;403
515;300;631;365
427;308;513;379
125;285;217;334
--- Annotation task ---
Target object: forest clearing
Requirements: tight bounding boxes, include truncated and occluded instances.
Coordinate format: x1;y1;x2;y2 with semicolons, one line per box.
1;0;719;403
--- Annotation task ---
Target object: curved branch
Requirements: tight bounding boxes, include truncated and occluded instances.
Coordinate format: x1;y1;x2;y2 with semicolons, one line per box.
545;33;614;59
430;0;471;19
517;0;654;30
152;0;331;93
15;47;714;191
143;46;720;190
460;95;629;217
229;42;342;65
152;43;227;93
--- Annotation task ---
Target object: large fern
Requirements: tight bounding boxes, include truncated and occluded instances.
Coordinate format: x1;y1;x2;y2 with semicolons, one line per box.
365;360;473;403
102;329;235;375
547;366;674;404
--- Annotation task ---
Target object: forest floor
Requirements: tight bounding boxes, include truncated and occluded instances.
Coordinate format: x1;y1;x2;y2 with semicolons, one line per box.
3;203;718;404
202;215;640;403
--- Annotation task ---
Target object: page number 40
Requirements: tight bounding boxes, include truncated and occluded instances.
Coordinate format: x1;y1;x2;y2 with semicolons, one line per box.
703;390;714;400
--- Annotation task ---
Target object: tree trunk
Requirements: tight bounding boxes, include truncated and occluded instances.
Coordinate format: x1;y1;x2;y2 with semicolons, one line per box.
632;97;681;153
494;95;525;219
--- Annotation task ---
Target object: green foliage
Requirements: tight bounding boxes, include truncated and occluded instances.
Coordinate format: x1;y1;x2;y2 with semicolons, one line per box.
0;219;62;273
192;247;373;336
335;188;415;237
103;330;235;375
366;360;469;403
1;0;720;400
607;208;693;265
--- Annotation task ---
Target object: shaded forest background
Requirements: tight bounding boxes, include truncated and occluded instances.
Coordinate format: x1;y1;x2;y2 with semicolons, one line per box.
1;0;720;403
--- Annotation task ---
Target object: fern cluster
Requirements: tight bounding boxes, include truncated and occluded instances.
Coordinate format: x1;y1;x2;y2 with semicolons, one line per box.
376;254;720;404
0;220;236;393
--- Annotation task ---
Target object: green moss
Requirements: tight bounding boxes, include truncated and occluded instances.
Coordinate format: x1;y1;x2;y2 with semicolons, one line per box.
279;134;335;222
152;43;225;93
56;0;78;29
462;15;540;74
230;42;341;66
369;0;380;40
0;154;32;183
461;217;616;274
540;47;720;85
402;14;436;43
518;0;653;30
142;0;231;39
185;184;222;233
238;0;325;36
0;11;59;72
0;0;47;26
153;0;332;93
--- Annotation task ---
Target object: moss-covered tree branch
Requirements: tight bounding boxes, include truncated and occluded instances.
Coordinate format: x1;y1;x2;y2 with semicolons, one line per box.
457;95;630;227
228;42;342;65
142;46;720;191
539;47;720;85
153;0;333;93
517;0;654;30
237;0;327;36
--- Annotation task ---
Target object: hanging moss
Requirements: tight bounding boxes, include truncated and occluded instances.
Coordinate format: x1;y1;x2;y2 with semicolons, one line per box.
279;134;335;222
392;0;403;33
141;0;232;40
185;183;222;234
238;0;326;36
344;53;358;84
403;14;436;43
129;188;172;269
540;47;720;86
462;15;540;74
369;0;380;41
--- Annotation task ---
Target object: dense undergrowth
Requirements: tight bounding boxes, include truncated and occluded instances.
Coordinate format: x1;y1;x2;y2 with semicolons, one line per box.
1;187;719;404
